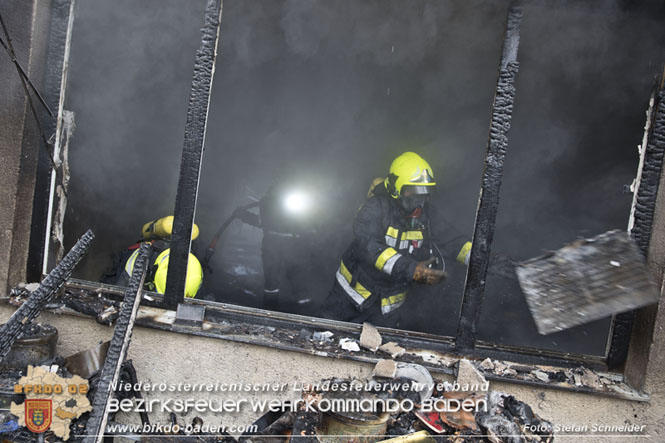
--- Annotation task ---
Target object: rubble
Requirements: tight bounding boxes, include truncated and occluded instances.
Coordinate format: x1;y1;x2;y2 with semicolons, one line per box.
532;370;550;383
339;338;360;352
379;342;406;359
456;359;488;393
479;358;494;371
360;322;382;351
476;392;554;443
313;331;334;342
373;359;398;378
394;363;434;403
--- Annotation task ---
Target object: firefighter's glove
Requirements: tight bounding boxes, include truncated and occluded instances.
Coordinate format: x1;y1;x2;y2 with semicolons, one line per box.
413;257;447;285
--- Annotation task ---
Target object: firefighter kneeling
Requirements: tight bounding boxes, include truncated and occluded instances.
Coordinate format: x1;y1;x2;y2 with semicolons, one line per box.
319;152;450;327
113;216;203;298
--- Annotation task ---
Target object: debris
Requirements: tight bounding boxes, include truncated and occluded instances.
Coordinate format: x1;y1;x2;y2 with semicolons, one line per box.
0;230;95;363
407;350;456;367
339;338;360;352
63;341;110;379
414;410;445;434
299;328;313;340
360;322;382;351
313;331;334;342
394;363;434;403
493;362;517;377
516;230;660;334
580;367;603;389
476;392;553;443
174;303;205;327
373;359;397;378
379;342;406;359
532;370;550;383
438;391;482;431
456;359;488;393
479;358;494;371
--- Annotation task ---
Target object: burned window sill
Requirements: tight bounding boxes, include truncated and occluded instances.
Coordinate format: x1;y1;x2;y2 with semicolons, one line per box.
2;278;649;403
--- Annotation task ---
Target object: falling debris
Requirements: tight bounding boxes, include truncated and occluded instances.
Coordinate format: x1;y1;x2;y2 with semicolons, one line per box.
379;342;406;359
360;322;382;351
339;338;360;352
373;359;398;378
516;230;660;334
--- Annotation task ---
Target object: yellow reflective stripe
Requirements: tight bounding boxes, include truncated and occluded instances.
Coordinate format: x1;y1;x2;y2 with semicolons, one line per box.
340;260;352;282
337;261;372;305
401;231;423;240
381;292;407;314
381;293;406;307
354;281;371;299
124;249;139;276
386;227;399;238
375;248;398;271
457;241;472;264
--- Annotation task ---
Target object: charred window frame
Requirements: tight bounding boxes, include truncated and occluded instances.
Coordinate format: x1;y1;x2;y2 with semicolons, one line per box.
162;0;657;372
30;0;664;394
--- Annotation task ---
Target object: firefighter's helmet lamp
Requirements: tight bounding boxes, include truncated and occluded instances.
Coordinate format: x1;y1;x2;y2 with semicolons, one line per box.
153;249;203;298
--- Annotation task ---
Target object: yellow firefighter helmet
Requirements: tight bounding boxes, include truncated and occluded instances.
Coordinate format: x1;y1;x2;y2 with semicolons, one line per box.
385;152;436;198
153;249;203;298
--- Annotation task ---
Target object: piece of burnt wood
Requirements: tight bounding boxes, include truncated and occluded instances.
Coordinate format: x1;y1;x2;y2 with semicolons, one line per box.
83;243;150;443
516;230;659;335
164;0;223;309
456;2;523;351
0;229;93;362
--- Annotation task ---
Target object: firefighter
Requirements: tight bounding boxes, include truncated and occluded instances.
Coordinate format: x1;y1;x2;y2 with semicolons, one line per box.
319;152;464;327
112;216;204;298
233;183;318;312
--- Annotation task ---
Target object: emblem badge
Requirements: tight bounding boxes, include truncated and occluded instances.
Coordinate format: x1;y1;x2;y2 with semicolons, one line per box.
25;399;52;433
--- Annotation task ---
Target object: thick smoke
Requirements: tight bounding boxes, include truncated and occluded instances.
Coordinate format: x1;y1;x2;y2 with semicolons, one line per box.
64;0;665;355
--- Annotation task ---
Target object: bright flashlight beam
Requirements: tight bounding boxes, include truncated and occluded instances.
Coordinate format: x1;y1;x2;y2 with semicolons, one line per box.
284;191;310;214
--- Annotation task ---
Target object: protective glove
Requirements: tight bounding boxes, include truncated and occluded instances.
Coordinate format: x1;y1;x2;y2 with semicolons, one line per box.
413;257;447;285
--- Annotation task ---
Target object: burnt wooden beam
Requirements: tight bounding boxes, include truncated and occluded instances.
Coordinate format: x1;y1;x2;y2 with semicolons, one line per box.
0;229;93;362
609;87;665;368
165;0;223;308
83;243;150;443
456;2;523;352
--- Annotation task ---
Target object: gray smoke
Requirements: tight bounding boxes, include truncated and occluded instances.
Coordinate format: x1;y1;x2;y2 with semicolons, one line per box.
63;0;665;355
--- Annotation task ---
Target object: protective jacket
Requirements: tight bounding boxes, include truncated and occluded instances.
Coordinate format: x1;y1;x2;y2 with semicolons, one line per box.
333;185;430;316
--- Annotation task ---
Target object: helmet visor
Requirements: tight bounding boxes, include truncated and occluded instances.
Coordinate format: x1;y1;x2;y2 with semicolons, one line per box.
402;185;433;195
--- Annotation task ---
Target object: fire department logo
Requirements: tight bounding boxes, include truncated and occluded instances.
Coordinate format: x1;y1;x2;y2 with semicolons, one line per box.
25;399;52;433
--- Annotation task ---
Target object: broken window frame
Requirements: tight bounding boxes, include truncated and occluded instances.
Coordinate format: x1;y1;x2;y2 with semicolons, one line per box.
28;0;664;393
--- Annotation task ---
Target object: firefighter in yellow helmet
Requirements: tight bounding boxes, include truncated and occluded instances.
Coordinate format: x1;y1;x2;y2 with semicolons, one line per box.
112;216;203;298
319;152;451;327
